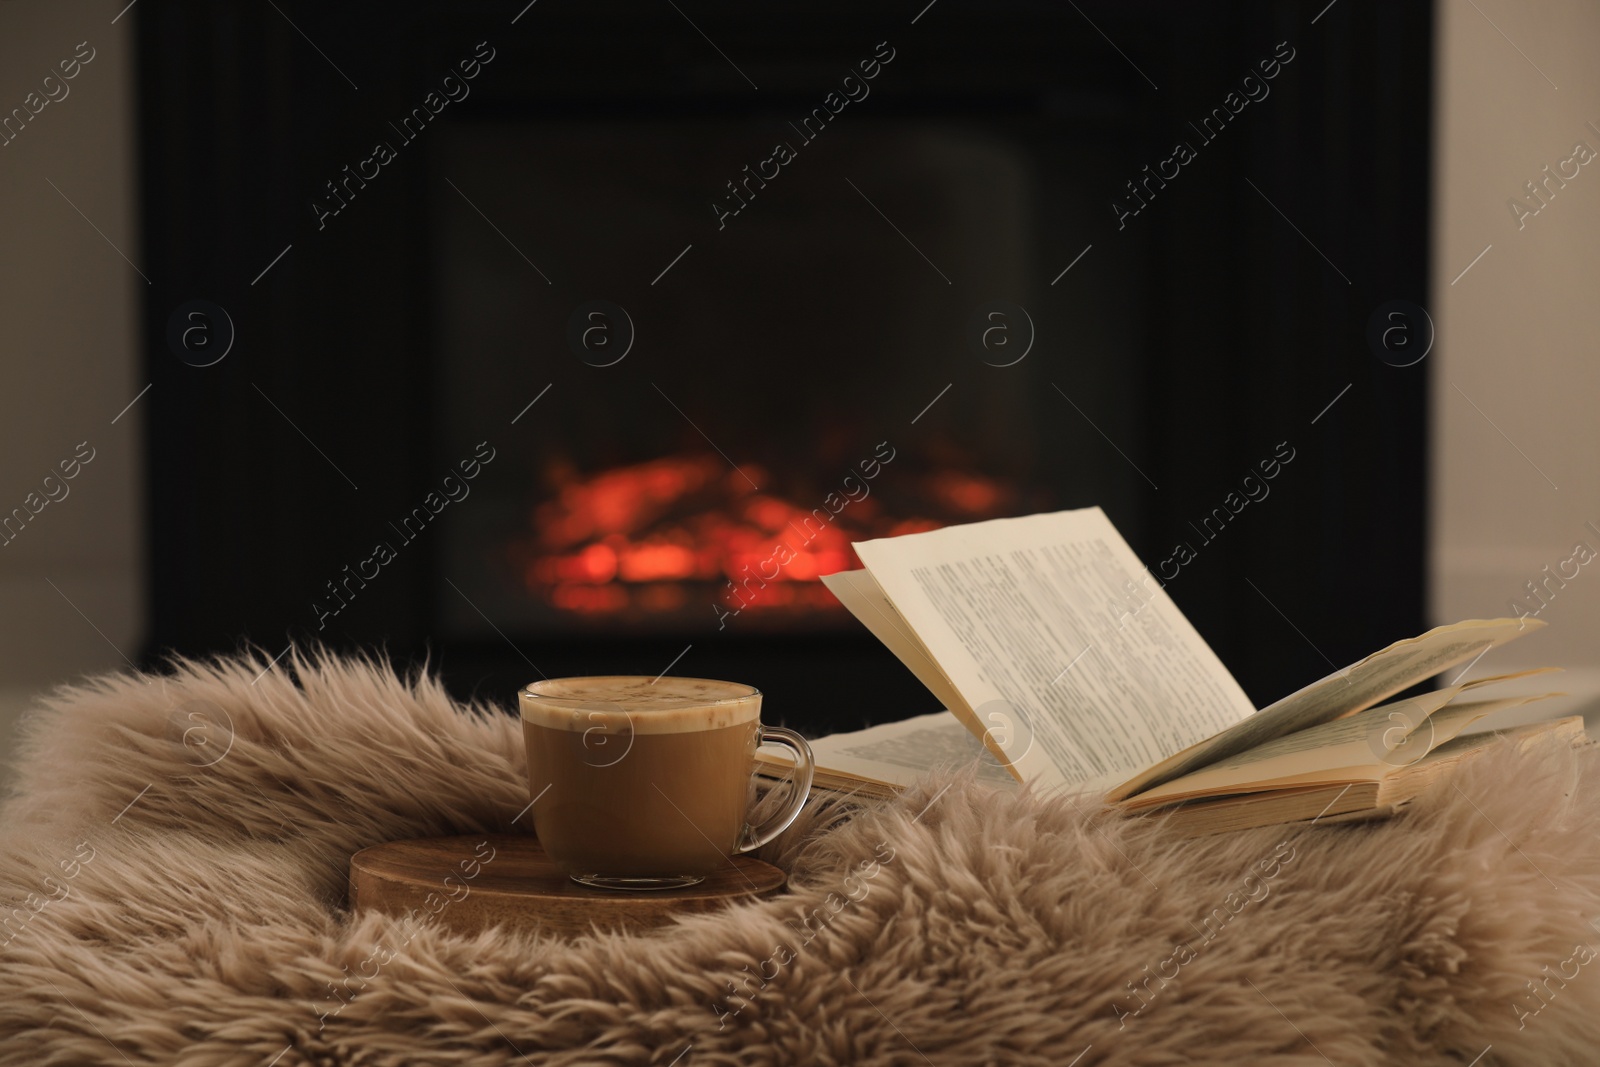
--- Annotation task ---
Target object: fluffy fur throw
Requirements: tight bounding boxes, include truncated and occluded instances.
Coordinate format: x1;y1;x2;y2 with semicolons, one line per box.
3;652;1600;1066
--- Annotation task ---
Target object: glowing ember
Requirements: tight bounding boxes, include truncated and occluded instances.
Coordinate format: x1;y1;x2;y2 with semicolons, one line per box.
507;453;1014;622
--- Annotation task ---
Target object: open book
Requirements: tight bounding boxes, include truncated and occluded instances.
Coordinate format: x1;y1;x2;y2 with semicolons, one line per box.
769;508;1580;835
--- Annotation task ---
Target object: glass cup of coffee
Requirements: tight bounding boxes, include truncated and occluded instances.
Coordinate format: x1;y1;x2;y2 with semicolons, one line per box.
519;676;815;891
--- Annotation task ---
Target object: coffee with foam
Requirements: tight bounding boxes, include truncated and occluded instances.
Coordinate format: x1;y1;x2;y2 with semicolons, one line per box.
519;675;760;732
520;676;805;888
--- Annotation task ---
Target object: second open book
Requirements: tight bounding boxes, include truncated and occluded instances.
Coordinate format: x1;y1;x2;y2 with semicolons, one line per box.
787;508;1575;835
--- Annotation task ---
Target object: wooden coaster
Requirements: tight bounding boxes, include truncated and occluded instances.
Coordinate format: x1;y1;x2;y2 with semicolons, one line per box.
348;834;786;937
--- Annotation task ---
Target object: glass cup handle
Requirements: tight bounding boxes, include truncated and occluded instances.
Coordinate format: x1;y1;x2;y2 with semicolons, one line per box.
735;725;815;855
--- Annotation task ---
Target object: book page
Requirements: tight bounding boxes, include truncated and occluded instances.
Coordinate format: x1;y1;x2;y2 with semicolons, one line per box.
1106;617;1544;802
1367;715;1588;806
1121;689;1549;809
1407;714;1585;771
1118;670;1553;806
754;712;1019;791
817;570;981;736
810;712;1020;789
850;508;1256;790
1122;688;1463;807
1160;715;1584;835
1409;694;1557;753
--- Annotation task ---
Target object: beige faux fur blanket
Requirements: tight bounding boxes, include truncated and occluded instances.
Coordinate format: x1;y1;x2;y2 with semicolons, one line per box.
3;652;1600;1066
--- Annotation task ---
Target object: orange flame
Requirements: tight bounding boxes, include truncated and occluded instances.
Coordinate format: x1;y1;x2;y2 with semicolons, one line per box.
511;454;1013;618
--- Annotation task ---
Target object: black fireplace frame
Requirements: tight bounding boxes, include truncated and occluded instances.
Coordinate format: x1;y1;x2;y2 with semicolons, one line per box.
137;1;1434;733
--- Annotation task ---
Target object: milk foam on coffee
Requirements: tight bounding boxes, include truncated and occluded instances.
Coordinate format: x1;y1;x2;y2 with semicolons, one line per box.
520;675;759;733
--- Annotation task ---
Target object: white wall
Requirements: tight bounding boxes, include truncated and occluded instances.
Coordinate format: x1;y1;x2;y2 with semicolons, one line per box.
0;2;143;760
1433;0;1600;712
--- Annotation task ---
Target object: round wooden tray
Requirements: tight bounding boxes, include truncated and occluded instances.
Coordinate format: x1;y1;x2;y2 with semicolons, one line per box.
348;834;786;937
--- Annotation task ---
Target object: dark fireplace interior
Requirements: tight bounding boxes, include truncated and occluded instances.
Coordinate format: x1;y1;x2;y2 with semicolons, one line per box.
138;1;1432;737
433;116;1129;640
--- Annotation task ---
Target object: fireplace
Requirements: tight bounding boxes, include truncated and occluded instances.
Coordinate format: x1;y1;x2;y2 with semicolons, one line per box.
430;118;1073;640
138;1;1433;732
